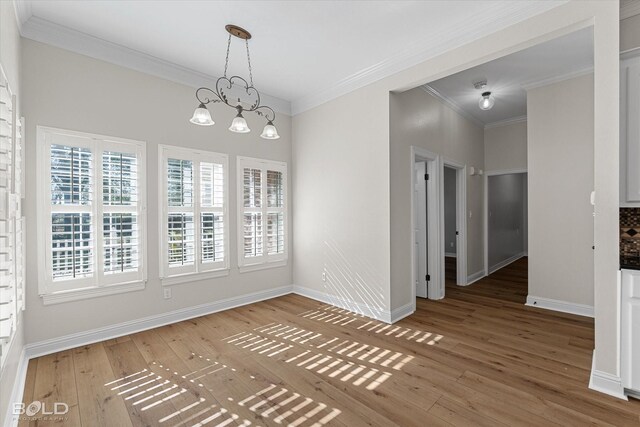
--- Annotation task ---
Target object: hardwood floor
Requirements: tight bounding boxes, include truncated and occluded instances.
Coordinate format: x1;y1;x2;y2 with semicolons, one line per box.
18;258;640;426
445;256;456;283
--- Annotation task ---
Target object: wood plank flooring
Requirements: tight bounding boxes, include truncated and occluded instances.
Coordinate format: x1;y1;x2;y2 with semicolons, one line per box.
18;258;640;426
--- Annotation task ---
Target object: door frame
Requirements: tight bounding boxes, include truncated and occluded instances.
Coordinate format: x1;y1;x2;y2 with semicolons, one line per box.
484;168;527;276
442;159;467;287
410;146;442;303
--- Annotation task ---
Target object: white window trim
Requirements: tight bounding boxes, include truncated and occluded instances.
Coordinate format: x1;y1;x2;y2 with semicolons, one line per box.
237;156;288;273
158;144;230;286
36;126;148;304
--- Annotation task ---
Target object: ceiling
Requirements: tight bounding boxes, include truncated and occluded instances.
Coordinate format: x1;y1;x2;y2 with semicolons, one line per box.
424;27;594;127
14;1;567;115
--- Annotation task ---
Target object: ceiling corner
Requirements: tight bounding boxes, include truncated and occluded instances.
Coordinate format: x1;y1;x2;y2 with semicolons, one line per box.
13;0;33;33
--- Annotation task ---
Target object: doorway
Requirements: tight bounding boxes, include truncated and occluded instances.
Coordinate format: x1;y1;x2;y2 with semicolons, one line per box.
411;147;440;300
411;147;467;302
442;162;467;288
484;171;528;275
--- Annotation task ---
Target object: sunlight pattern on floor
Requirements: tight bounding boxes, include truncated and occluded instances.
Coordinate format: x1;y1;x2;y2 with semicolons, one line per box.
299;305;444;345
252;323;414;371
222;332;392;390
104;362;252;427
238;383;341;426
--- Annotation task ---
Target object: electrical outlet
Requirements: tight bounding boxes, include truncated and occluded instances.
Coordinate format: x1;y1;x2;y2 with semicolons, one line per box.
450;242;454;248
163;288;172;299
322;272;326;282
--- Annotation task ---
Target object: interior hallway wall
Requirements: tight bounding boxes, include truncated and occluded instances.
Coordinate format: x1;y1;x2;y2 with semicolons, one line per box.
389;87;485;300
527;73;594;307
488;173;526;271
484;121;527;172
444;167;457;255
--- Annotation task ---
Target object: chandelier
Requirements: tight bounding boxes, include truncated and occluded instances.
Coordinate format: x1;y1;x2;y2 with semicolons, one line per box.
189;25;280;139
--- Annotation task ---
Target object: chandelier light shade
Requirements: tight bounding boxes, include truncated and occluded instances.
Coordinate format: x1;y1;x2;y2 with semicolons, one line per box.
479;91;495;110
229;109;251;133
189;24;279;140
190;103;215;126
260;120;280;139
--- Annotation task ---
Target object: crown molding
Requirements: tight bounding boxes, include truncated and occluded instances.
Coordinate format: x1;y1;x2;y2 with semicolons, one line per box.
421;85;484;129
521;66;593;91
14;1;565;118
484;115;527;130
18;16;292;115
290;1;567;115
621;0;640;20
12;0;32;34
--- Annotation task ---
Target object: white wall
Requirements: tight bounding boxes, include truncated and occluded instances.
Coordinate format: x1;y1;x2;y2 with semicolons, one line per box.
389;87;485;306
488;173;526;270
0;3;23;427
484;121;527;172
444;167;457;255
527;74;594;307
292;82;391;318
22;39;293;344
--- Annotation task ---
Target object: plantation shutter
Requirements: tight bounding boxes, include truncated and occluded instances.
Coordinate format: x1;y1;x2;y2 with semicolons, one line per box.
237;157;287;270
102;149;141;283
50;144;94;282
37;127;147;302
167;158;195;274
160;146;228;282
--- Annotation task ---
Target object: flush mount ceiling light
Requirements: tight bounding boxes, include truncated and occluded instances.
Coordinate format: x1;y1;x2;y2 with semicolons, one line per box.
189;24;280;140
474;80;495;111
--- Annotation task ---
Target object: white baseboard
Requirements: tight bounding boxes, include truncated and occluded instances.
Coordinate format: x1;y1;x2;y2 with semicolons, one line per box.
390;301;415;323
589;351;627;400
24;285;293;359
465;270;485;286
444;252;457;258
488;252;525;275
3;348;28;427
292;285;393;323
525;295;594;318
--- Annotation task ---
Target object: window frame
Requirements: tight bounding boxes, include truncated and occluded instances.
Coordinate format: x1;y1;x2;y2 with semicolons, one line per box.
237;156;288;272
36;126;147;305
158;145;230;286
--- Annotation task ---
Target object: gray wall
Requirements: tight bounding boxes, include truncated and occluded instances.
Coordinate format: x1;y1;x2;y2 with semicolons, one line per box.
488;173;526;271
444;167;457;255
22;39;293;344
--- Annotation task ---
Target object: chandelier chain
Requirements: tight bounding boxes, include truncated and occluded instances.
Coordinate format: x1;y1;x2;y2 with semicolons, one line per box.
223;34;232;78
245;39;254;87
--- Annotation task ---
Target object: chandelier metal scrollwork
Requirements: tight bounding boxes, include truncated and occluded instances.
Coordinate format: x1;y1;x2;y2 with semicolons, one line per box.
190;24;280;140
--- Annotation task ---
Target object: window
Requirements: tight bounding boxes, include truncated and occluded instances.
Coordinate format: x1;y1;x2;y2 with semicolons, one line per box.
237;156;287;271
159;145;228;285
36;127;146;304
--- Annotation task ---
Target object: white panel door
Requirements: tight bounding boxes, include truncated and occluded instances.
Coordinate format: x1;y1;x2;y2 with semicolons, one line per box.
626;62;640;202
415;162;428;299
